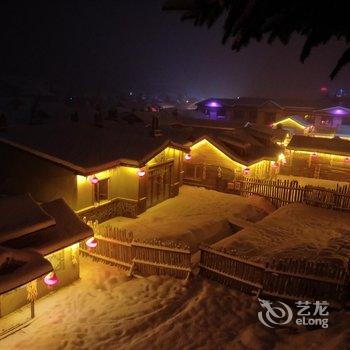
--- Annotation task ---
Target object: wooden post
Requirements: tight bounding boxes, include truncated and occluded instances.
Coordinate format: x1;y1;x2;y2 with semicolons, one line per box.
30;300;35;319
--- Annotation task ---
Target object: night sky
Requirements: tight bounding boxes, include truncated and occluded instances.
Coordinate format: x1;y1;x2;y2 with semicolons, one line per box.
1;0;350;99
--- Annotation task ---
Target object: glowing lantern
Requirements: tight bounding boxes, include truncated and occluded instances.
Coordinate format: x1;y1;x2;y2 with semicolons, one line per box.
185;153;192;160
44;272;59;287
278;153;286;164
86;237;97;249
311;152;318;159
345;157;350;163
271;161;279;169
137;169;146;177
243;167;250;175
89;175;99;184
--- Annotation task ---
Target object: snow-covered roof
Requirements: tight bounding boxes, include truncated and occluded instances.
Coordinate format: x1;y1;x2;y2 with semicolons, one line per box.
287;135;350;156
191;134;280;166
0;246;52;294
0;120;189;175
3;198;93;255
0;195;92;293
0;194;55;244
273;115;310;128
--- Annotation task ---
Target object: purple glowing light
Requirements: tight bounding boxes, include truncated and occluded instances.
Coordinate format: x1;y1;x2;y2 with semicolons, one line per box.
205;101;221;108
330;108;348;115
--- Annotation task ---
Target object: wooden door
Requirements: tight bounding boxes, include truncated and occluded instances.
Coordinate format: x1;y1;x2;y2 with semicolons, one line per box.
146;163;172;208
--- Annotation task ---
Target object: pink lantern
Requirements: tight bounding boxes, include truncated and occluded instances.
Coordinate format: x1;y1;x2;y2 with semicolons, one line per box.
185;153;192;160
345;157;350;163
89;175;99;184
137;169;146;177
311;152;318;159
86;237;97;249
44;272;59;287
243;167;250;175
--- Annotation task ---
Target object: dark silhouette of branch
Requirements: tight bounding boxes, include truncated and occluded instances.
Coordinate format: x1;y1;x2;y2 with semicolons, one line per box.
163;0;350;79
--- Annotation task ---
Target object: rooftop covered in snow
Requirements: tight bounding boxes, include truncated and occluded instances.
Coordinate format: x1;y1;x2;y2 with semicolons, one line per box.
0;194;55;244
3;198;93;255
0;194;92;294
0;119;190;175
287;135;350;156
0;246;52;294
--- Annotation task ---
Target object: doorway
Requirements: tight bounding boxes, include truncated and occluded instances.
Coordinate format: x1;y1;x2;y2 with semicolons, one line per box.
146;163;172;208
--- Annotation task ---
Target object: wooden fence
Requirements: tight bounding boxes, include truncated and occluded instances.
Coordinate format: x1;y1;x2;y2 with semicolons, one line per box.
230;178;350;211
80;224;191;279
199;245;349;307
199;245;265;295
80;225;133;270
80;222;349;305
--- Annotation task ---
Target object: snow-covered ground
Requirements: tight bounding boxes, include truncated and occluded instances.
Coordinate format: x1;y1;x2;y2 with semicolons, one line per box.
1;257;350;350
215;203;350;265
101;186;271;252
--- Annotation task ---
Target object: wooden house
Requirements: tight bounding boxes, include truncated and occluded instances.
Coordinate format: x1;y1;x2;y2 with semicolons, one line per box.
183;124;283;189
195;97;316;126
196;97;286;124
279;135;350;182
0;118;188;222
0;194;92;319
312;106;350;135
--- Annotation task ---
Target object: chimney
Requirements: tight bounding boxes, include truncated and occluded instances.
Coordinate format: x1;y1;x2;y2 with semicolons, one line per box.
151;115;162;137
0;113;7;131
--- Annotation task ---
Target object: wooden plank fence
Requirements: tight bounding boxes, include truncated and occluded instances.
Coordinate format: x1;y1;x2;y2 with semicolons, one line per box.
80;224;191;279
199;245;349;307
199;245;265;295
262;258;348;305
231;178;350;211
131;240;191;279
80;222;350;305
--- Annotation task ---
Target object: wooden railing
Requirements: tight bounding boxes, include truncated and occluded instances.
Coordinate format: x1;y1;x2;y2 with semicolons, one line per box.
230;178;350;211
199;245;349;307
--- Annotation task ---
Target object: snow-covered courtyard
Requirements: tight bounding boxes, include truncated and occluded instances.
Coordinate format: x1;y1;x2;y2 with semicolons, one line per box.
1;256;350;350
215;203;350;265
101;186;271;252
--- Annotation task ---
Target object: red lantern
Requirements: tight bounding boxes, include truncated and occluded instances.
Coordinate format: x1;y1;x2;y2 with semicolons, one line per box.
345;157;350;163
86;237;97;249
311;152;318;160
137;169;146;177
44;272;59;287
243;167;250;175
185;153;192;160
89;175;99;184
